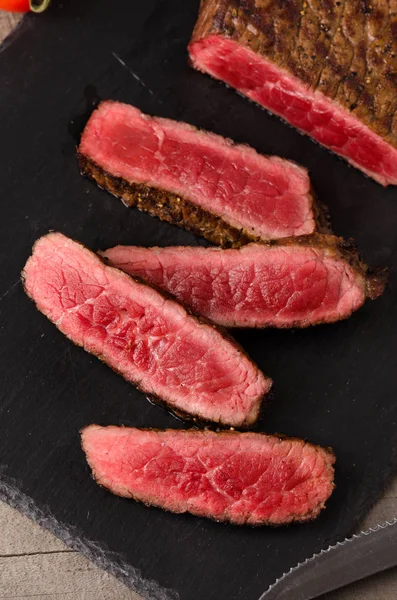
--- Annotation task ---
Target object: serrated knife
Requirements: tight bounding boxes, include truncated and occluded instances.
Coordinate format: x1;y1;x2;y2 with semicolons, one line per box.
259;518;397;600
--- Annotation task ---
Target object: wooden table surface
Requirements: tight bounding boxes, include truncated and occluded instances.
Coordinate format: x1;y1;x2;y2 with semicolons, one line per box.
1;11;397;600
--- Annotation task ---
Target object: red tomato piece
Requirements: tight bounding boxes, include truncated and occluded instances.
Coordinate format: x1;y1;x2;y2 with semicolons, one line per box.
0;0;30;11
0;0;50;12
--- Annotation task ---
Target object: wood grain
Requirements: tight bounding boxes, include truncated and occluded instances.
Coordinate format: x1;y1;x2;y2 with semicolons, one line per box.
0;10;396;600
0;501;140;599
0;485;396;599
0;12;21;42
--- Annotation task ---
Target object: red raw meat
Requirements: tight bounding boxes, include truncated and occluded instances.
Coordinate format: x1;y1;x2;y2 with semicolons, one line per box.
101;235;385;329
79;101;318;246
189;1;397;186
81;425;335;526
22;233;270;426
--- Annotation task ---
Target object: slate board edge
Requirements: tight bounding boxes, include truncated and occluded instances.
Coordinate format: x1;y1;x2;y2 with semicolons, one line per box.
1;2;397;598
0;476;178;600
0;12;27;53
2;460;396;600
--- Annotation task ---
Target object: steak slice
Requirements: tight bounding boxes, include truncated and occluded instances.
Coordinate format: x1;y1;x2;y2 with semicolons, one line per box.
101;234;386;329
22;233;270;427
81;425;335;526
189;0;397;186
78;100;318;247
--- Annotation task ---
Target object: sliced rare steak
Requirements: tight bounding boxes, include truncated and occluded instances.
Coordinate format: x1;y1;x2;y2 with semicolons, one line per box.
22;233;270;427
101;234;386;329
189;0;397;186
81;425;335;526
78;100;319;247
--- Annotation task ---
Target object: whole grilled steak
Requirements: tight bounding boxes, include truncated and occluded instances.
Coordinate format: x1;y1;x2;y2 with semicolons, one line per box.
78;100;318;247
189;0;397;186
22;233;270;427
81;425;335;526
101;234;386;329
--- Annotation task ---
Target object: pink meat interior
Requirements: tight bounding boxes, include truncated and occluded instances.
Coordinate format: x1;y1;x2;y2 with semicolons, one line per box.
79;100;315;238
189;35;397;186
82;426;335;525
102;242;366;328
22;233;270;426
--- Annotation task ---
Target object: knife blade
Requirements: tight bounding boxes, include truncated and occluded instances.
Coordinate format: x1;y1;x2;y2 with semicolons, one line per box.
259;518;397;600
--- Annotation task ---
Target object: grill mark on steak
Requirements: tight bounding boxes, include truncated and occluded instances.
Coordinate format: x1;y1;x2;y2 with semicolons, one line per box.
189;0;397;184
101;234;386;329
194;0;397;146
22;233;271;427
295;0;330;86
344;1;368;101
81;425;336;526
313;0;350;95
78;101;320;245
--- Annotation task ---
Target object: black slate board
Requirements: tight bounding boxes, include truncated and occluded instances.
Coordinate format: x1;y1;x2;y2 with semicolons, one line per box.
0;1;397;599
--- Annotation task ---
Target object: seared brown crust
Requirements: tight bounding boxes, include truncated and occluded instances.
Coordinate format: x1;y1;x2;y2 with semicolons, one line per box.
22;233;270;427
365;266;389;300
79;154;256;248
78;153;324;248
265;233;388;300
81;425;336;526
312;192;332;234
191;0;397;149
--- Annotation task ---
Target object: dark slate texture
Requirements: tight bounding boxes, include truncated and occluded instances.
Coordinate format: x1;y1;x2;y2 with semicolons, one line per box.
0;1;397;599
